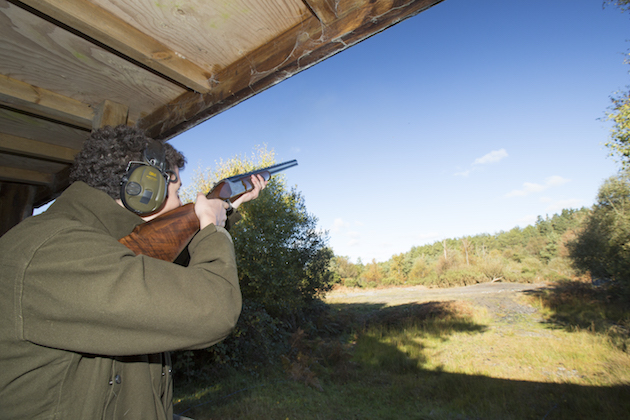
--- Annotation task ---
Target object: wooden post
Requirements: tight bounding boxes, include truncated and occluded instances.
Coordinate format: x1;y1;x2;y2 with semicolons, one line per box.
93;99;129;128
0;182;37;236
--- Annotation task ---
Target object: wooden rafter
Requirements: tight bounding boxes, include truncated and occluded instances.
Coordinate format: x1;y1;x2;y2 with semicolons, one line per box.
14;0;213;93
0;74;94;129
0;133;78;163
0;165;53;185
302;0;339;24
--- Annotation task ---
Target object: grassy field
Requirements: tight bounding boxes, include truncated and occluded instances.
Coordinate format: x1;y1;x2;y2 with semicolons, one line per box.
173;281;630;419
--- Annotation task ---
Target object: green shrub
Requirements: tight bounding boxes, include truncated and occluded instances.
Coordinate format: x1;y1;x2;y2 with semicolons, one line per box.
438;269;486;287
172;299;287;381
479;258;505;281
343;277;362;288
381;276;404;286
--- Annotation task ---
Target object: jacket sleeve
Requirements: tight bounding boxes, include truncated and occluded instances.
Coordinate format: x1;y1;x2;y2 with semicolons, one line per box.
17;223;241;356
172;210;242;266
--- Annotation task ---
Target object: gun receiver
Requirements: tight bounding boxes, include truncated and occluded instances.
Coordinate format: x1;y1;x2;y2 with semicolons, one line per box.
206;159;297;201
119;160;298;261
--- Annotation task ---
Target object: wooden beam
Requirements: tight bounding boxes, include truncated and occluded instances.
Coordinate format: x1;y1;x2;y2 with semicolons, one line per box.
302;0;339;25
0;133;78;163
16;0;213;93
0;74;94;128
93;100;128;128
0;165;53;185
140;0;445;139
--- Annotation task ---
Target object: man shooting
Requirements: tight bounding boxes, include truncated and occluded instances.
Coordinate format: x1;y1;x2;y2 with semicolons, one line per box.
0;124;266;419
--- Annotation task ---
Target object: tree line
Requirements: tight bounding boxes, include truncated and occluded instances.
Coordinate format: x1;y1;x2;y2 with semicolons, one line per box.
331;208;591;289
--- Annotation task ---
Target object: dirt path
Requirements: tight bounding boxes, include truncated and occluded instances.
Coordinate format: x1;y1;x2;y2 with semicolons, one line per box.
325;282;547;322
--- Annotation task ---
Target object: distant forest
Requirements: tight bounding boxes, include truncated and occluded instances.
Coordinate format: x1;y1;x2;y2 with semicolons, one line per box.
330;208;592;289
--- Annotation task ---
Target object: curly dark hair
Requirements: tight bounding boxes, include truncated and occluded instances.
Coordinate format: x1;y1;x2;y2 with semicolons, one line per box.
70;125;186;199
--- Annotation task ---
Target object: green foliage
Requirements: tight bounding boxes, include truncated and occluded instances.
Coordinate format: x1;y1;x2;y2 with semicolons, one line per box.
184;146;333;320
602;1;630;168
330;256;359;283
231;180;332;319
568;171;630;293
605;89;630;170
173;147;333;377
605;0;630;13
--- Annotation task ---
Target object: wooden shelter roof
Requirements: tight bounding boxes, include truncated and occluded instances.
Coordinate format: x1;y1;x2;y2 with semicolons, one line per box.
0;0;443;223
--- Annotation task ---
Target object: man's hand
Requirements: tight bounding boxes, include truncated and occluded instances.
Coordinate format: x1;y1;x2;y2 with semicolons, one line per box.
231;174;267;209
195;174;267;230
194;194;229;230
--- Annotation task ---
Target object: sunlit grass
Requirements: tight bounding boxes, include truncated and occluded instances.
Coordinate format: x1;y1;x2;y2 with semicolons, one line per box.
350;299;630;386
174;283;630;419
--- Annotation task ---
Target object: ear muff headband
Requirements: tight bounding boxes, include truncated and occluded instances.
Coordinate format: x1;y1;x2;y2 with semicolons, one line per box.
120;142;169;215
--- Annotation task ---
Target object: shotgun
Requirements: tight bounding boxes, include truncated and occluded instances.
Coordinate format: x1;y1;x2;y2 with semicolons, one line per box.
119;160;298;261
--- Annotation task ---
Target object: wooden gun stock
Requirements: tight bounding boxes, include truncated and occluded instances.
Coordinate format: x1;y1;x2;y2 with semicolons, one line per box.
119;160;298;261
119;203;198;262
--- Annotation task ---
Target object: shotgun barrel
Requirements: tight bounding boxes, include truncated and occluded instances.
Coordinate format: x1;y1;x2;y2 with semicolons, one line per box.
119;160;298;261
207;160;298;201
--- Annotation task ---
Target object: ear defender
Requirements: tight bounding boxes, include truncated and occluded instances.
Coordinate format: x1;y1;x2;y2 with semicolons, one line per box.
120;142;169;215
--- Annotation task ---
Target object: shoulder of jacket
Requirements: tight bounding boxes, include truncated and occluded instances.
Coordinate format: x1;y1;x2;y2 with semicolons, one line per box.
0;213;99;263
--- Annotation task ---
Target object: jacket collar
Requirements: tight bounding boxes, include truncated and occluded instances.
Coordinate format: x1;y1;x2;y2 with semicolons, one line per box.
47;182;143;240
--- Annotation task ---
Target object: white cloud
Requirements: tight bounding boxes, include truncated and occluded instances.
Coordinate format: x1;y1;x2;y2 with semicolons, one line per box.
546;175;570;187
505;176;570;197
454;149;507;177
473;149;508;165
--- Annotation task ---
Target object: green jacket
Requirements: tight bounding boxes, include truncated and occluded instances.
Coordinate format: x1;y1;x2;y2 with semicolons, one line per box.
0;182;242;419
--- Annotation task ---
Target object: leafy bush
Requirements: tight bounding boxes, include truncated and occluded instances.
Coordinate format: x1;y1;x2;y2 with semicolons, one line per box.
172;299;287;381
175;149;335;374
438;269;486;287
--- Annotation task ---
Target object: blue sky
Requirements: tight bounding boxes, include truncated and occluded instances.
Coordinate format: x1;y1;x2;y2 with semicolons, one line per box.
170;0;629;263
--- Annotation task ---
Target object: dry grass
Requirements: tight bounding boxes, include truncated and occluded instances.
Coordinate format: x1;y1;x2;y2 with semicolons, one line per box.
174;281;630;419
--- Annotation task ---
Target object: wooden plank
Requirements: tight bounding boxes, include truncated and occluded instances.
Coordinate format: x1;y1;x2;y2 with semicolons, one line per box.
16;0;213;93
140;0;445;139
0;108;89;150
93;100;128;128
0;74;94;128
0;132;78;163
0;152;67;174
0;165;53;185
302;0;339;24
